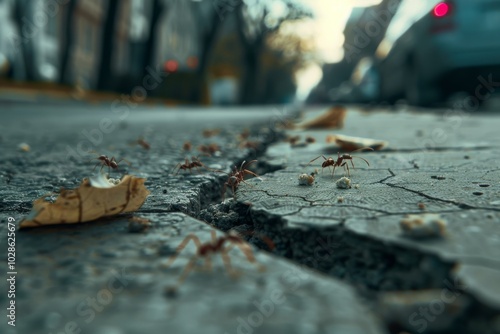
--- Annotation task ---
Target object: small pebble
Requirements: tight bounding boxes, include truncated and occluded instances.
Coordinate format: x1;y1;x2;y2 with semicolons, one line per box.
337;196;344;203
473;192;483;196
128;220;150;233
164;285;178;298
336;177;351;189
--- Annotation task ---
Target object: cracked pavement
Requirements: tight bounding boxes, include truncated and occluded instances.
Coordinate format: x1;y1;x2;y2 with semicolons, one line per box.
1;104;500;334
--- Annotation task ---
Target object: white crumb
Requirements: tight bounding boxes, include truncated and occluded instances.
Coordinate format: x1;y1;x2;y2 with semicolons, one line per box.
400;214;447;238
298;173;314;186
336;177;351;189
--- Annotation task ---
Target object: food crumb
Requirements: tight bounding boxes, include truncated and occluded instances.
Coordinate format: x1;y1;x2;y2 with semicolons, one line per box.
400;214;447;239
298;173;314;186
336;177;351;189
18;143;30;152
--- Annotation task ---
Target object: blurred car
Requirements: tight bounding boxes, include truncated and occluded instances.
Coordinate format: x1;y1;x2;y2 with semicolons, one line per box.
375;0;500;106
329;57;380;104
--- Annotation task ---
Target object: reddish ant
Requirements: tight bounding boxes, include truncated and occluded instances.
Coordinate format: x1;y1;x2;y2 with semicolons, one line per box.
182;141;192;151
222;160;258;199
287;135;301;145
334;148;373;176
308;148;373;177
238;140;260;150
163;230;267;284
305;136;316;144
136;137;150;150
173;156;211;175
198;143;220;156
202;128;221;138
90;155;131;174
238;128;251;142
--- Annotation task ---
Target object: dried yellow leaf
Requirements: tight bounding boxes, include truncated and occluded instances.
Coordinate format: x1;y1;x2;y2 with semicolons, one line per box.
20;174;150;229
295;106;346;129
326;134;388;151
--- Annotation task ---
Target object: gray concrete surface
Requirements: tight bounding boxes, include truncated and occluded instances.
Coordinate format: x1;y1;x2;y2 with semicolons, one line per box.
1;103;500;334
219;108;500;333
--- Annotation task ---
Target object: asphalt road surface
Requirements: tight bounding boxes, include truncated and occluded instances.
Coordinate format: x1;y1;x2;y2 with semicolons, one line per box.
1;102;500;334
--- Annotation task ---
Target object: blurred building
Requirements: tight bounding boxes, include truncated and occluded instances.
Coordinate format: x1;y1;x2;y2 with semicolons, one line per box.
0;0;136;88
71;0;131;88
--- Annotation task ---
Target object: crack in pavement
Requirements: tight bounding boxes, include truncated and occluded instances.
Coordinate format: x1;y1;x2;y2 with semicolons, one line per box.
382;181;500;212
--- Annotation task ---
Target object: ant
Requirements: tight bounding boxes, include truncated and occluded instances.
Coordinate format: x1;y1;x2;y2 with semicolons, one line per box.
163;230;266;284
182;141;192;151
202;128;221;138
308;148;373;177
222;160;258;199
239;140;260;150
90;155;130;174
173;156;211;175
136;137;150;150
198;143;220;156
334;148;373;176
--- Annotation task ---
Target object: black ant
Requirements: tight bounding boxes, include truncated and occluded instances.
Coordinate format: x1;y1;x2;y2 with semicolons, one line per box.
222;160;258;199
308;148;373;177
334;148;373;176
91;155;130;174
173;156;211;175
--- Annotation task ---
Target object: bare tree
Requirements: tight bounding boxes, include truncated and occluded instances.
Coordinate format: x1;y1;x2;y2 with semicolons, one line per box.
142;0;168;73
58;0;77;84
12;0;34;81
97;0;119;91
191;1;223;103
235;0;311;104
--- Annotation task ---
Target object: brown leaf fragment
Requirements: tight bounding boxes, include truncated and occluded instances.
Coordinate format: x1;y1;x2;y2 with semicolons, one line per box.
326;134;388;151
296;106;346;129
20;174;150;229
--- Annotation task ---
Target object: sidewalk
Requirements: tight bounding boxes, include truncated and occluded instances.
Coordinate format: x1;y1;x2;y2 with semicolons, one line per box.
1;104;499;334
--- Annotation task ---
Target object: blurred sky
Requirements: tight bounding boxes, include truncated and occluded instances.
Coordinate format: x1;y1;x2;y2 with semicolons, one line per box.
295;0;383;100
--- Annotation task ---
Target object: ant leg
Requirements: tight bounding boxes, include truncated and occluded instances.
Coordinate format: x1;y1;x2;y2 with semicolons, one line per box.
172;163;181;176
353;156;370;166
201;231;218;271
93;163;101;172
344;163;350;176
163;234;203;268
220;244;241;278
243;170;259;178
115;158;132;166
231;241;265;272
221;182;228;201
177;255;199;284
240;179;254;188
